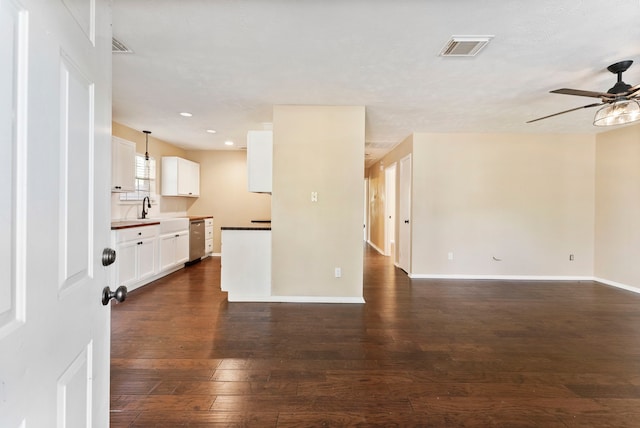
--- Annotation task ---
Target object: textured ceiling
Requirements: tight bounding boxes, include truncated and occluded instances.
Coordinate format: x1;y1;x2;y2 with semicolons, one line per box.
112;0;640;165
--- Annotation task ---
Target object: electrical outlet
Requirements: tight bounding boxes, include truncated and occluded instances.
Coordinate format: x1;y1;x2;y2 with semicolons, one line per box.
334;267;341;278
311;191;318;202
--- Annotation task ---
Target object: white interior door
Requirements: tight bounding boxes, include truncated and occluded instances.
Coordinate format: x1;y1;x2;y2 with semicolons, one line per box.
363;178;368;242
398;155;412;273
0;0;112;426
384;163;396;257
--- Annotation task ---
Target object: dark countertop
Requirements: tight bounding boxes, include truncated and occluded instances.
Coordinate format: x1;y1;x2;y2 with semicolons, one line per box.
111;220;160;230
221;226;271;231
188;215;213;221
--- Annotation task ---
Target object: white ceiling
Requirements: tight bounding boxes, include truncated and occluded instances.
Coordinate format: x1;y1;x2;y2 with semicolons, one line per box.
112;0;640;165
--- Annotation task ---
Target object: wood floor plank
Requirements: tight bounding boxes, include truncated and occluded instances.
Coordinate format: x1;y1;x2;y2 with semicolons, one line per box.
110;245;640;426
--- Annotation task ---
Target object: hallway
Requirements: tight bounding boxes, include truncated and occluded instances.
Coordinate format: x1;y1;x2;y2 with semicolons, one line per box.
111;245;640;426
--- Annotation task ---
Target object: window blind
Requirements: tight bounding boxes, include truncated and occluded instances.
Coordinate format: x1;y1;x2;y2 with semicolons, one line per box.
119;155;156;201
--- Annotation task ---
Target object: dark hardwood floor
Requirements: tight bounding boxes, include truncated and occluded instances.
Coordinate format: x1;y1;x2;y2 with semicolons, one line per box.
111;245;640;427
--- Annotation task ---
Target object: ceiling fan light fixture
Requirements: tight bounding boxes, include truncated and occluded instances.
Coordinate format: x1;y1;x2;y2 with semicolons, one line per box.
593;99;640;127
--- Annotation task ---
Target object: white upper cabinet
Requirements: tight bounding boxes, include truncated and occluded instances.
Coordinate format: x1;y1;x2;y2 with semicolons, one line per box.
161;156;200;197
111;136;136;192
247;130;272;193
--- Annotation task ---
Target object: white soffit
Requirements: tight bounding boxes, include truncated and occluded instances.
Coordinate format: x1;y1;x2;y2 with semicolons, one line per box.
440;36;494;57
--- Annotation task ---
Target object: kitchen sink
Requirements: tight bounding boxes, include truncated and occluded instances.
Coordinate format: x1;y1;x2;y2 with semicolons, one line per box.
159;217;189;234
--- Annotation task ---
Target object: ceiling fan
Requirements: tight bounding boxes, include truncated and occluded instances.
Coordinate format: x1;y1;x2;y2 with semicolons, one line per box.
527;60;640;126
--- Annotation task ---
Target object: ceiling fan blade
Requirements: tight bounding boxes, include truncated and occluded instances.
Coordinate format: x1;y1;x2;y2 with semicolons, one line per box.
526;102;603;123
627;84;640;98
550;88;614;99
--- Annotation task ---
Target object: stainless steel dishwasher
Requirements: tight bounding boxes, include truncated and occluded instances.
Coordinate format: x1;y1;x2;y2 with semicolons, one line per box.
188;219;205;264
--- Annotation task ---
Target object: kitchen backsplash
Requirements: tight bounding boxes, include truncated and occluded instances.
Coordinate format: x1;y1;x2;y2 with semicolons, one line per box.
111;193;188;221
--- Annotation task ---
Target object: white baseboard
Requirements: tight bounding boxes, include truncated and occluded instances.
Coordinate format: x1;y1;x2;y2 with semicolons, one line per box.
409;274;593;281
228;295;365;304
594;277;640;294
407;273;640;295
367;240;385;255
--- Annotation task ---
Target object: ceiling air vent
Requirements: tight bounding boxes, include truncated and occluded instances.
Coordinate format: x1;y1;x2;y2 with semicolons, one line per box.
112;37;133;53
440;36;493;57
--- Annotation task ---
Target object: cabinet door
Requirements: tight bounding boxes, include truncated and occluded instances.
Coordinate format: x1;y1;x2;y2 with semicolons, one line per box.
117;240;138;287
177;158;190;196
175;231;190;264
137;238;157;281
159;234;176;272
247;130;272;193
177;158;199;197
189;161;200;196
112;137;136;192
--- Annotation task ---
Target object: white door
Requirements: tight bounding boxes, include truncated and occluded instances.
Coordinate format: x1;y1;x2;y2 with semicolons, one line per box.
384;163;396;257
398;155;412;273
363;178;368;242
0;0;112;427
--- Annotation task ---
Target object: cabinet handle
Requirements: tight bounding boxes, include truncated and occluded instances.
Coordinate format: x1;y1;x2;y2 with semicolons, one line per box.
175;234;179;237
138;232;142;235
138;241;143;245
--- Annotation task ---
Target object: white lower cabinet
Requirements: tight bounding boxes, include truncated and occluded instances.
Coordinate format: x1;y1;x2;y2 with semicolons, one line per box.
205;217;213;255
112;218;190;292
113;225;158;291
159;230;189;271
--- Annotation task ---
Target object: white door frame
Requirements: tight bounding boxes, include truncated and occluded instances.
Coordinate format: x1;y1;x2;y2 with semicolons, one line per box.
384;163;396;257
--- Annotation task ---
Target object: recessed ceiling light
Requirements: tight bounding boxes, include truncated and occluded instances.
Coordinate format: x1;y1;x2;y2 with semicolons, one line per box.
224;141;234;146
180;112;192;117
206;129;217;134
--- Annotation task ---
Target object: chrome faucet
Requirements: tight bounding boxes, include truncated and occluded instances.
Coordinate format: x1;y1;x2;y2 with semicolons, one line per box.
141;196;151;219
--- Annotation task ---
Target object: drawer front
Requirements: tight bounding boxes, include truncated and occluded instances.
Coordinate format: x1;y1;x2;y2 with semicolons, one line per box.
205;239;213;254
205;227;213;240
204;218;213;227
116;225;158;243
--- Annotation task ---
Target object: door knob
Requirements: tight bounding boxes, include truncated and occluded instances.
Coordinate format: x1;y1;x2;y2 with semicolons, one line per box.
102;247;116;266
102;285;127;305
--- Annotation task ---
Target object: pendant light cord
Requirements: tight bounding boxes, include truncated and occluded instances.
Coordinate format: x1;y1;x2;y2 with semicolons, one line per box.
143;130;151;160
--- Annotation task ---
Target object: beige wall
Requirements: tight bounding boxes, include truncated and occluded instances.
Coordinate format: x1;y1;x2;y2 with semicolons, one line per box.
367;132;597;278
366;135;413;261
411;133;595;277
111;122;189;220
595;124;640;290
272;105;365;299
185;150;271;253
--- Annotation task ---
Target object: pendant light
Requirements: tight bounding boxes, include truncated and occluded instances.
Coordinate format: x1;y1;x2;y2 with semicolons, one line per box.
142;130;151;179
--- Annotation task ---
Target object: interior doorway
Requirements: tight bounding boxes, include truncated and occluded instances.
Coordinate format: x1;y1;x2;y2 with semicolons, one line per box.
398;154;412;273
363;178;369;242
384;163;396;259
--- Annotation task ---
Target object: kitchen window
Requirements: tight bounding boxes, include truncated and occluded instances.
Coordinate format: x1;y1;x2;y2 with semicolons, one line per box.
119;154;156;202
